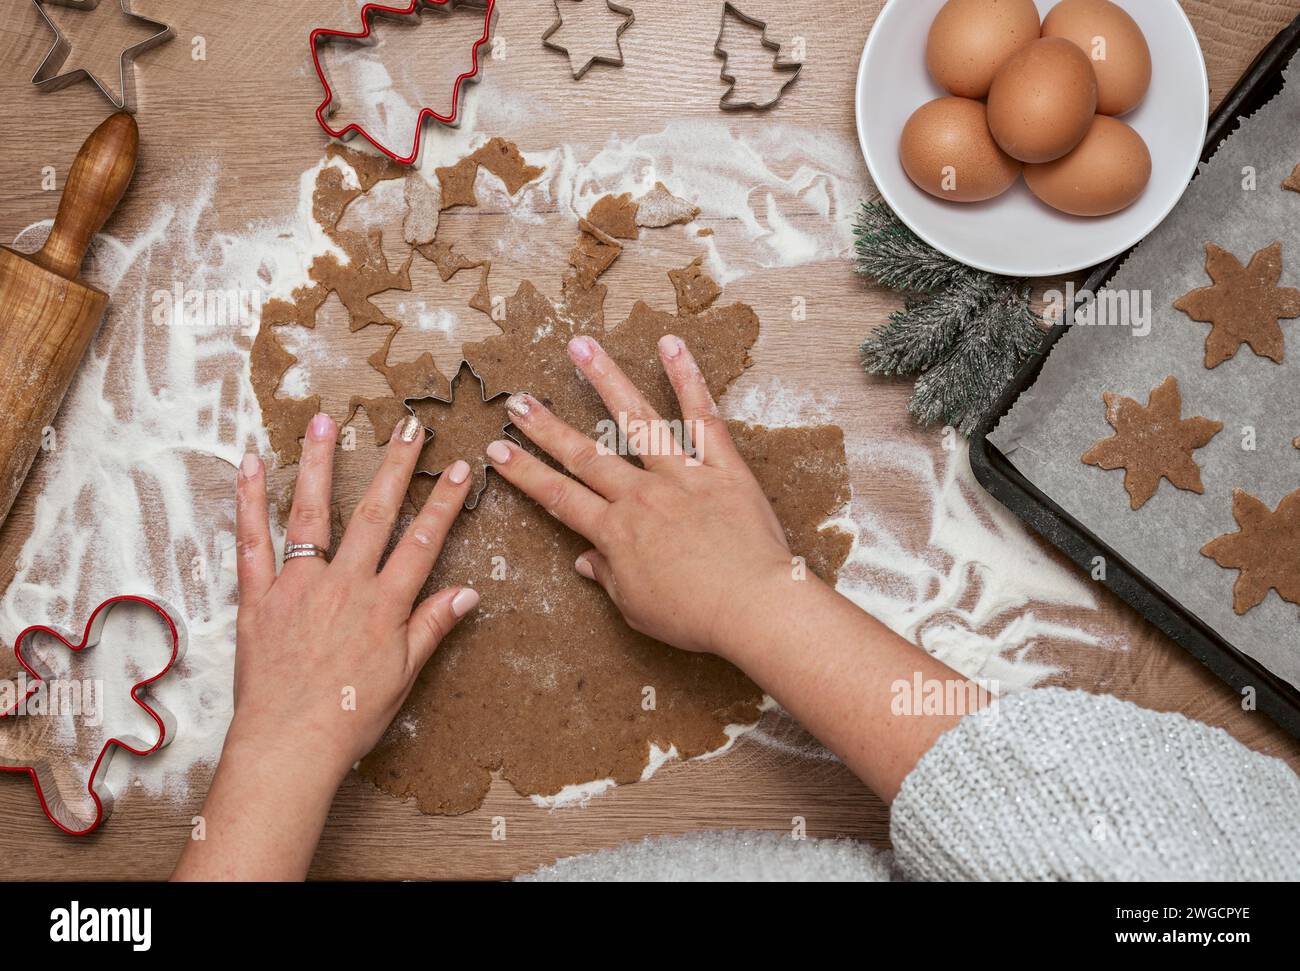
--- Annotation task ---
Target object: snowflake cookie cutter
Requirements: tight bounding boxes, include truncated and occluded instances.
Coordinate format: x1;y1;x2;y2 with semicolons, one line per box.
310;0;497;166
541;0;635;80
30;0;175;113
715;1;802;111
0;595;186;836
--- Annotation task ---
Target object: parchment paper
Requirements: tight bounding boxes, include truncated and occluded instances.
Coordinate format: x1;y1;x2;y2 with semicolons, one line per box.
989;57;1300;690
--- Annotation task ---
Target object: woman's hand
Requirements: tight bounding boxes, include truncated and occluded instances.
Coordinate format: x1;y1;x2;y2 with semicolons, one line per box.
488;335;982;803
488;334;795;659
227;412;479;778
174;412;478;880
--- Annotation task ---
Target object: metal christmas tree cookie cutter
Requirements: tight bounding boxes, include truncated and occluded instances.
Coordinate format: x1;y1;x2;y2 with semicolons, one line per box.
715;1;802;111
311;0;497;166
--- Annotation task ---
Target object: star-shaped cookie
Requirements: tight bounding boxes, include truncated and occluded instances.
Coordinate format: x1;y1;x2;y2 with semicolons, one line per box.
1202;489;1300;615
1081;376;1223;510
1173;241;1300;369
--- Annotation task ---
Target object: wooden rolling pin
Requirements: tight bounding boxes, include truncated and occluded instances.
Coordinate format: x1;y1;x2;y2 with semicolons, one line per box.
0;112;138;527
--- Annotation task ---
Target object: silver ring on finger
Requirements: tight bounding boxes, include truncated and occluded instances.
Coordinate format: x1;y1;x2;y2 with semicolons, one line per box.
284;542;330;563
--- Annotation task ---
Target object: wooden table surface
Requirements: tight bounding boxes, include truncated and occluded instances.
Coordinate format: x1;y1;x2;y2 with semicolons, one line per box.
1;0;1298;881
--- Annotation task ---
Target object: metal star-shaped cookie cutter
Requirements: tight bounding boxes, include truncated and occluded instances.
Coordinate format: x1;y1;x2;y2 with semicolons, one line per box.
542;0;635;80
311;0;497;166
715;1;802;111
30;0;175;113
0;595;186;836
405;360;519;510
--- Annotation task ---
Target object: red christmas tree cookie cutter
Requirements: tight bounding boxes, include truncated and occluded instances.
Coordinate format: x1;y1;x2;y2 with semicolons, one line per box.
310;0;497;165
0;595;186;836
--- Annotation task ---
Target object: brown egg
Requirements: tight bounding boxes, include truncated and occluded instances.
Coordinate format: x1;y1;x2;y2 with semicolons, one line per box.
1043;0;1152;116
926;0;1042;99
899;97;1023;203
1024;115;1152;216
987;38;1099;164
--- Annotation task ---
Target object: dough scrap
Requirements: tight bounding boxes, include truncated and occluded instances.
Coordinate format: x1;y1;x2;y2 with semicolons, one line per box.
636;181;700;228
403;173;442;246
668;257;723;314
1173;241;1300;368
1081;376;1223;510
587;193;640;240
1202;488;1300;614
435;137;544;210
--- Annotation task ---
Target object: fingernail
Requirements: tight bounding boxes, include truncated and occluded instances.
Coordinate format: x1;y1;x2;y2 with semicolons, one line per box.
486;440;513;464
399;414;422;443
574;554;596;580
568;336;595;364
240;453;261;480
505;394;532;419
446;460;470;484
308;413;333;441
451;587;481;618
659;334;683;359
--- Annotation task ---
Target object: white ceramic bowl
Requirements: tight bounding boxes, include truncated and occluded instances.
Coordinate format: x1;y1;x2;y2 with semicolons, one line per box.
856;0;1208;277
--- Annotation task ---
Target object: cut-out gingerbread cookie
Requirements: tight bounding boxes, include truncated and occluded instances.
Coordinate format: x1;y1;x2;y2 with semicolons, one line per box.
1173;241;1300;368
1081;376;1223;510
1202;488;1300;615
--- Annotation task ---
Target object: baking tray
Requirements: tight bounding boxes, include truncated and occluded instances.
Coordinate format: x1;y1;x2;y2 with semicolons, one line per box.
970;13;1300;740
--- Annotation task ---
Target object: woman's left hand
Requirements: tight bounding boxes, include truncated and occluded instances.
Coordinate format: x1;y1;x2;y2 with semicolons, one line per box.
226;412;480;780
174;412;478;881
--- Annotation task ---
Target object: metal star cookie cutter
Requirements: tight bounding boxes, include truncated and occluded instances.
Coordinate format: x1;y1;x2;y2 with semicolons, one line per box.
311;0;497;166
30;0;175;113
0;595;186;836
715;1;802;111
405;360;520;511
541;0;635;80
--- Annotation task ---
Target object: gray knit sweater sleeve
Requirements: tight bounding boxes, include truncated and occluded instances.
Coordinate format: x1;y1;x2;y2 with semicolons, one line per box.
889;687;1300;881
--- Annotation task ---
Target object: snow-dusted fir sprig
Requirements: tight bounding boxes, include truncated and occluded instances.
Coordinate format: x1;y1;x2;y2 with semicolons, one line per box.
854;200;1042;435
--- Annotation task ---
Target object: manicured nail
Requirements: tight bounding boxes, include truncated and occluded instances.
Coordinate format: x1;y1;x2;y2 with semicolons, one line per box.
505;394;531;419
486;440;513;464
574;554;596;580
308;413;333;441
568;336;595;364
399;414;422;443
446;459;470;485
451;587;481;618
240;453;261;480
659;334;683;359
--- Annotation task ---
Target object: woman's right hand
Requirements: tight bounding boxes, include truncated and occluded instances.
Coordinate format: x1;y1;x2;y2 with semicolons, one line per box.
487;334;805;660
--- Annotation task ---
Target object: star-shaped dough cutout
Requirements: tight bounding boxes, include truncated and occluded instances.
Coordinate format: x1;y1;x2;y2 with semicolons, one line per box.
1202;489;1300;615
1173;241;1300;369
542;0;635;80
1082;376;1223;510
32;0;175;112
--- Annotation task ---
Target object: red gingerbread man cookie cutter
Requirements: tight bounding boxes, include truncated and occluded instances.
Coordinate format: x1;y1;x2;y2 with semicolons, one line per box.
0;595;186;836
310;0;497;165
